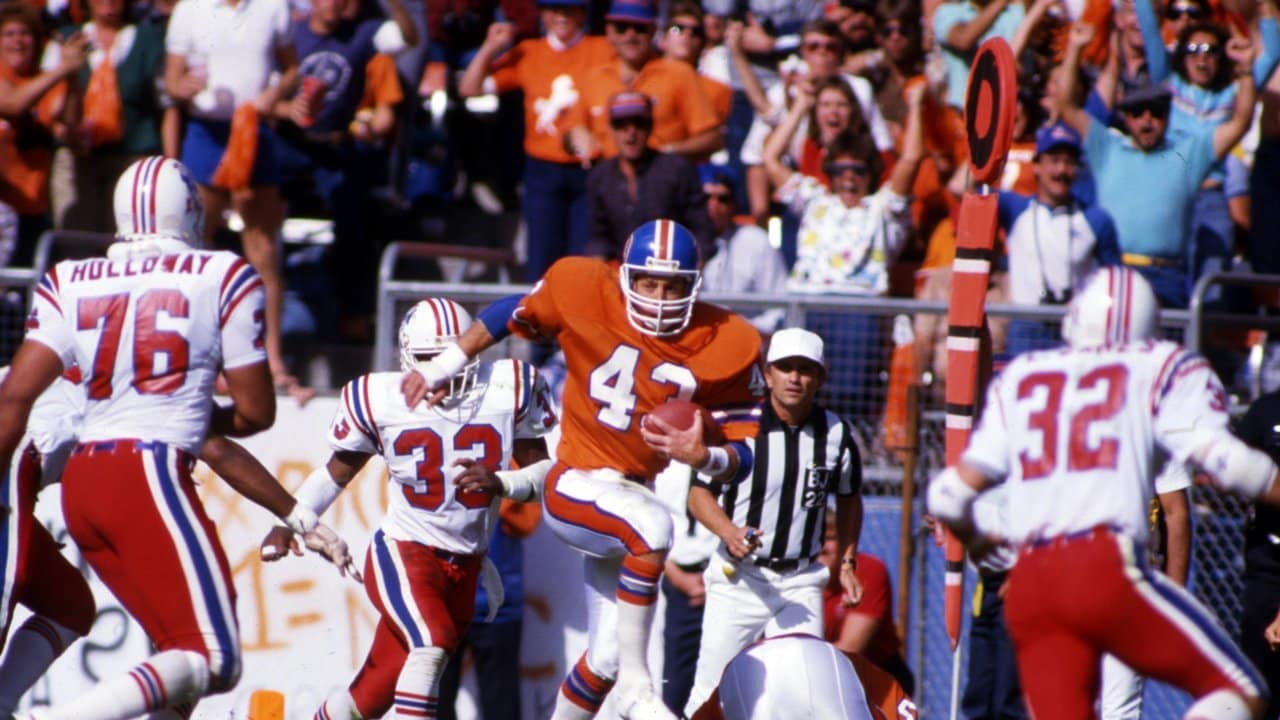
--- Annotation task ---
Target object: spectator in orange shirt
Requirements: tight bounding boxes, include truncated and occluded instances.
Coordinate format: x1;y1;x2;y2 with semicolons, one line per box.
659;2;731;128
0;3;87;267
564;0;723;163
459;0;615;282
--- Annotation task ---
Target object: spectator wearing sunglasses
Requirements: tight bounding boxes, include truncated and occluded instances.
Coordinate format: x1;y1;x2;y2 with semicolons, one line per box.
584;91;713;260
763;79;926;414
1052;23;1256;309
565;0;722;163
699;168;787;333
739;19;893;230
659;1;732;159
1132;0;1280;302
933;0;1025;109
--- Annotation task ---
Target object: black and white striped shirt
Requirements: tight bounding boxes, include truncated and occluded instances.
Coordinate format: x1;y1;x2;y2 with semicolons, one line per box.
695;400;860;564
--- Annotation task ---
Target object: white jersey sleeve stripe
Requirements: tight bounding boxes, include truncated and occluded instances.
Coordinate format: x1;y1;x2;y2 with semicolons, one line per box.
341;379;380;451
219;275;264;329
34;267;62;316
1153;353;1210;413
217;259;258;323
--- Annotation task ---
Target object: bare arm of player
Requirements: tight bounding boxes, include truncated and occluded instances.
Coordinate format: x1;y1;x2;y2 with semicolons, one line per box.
0;342;64;472
201;435;298;520
689;485;762;560
837;493;864;607
1157;488;1190;586
209;362;276;438
401;321;498;408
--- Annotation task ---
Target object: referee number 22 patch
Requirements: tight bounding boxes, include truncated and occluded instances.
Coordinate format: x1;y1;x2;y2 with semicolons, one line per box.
802;465;833;509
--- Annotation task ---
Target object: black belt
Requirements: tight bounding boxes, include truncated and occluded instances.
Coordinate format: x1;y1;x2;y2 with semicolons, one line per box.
675;560;709;573
752;555;815;573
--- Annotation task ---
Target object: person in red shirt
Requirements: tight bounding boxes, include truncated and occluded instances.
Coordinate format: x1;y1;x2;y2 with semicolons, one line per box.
821;520;916;694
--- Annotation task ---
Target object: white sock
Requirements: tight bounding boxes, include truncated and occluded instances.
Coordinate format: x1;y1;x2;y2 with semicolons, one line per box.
40;649;209;720
1183;689;1254;720
140;702;195;719
391;647;447;719
550;693;598;720
0;615;81;715
314;689;364;720
616;599;658;695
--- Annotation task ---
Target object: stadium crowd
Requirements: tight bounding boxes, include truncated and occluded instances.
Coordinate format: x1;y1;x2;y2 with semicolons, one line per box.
4;0;1277;404
4;0;1280;717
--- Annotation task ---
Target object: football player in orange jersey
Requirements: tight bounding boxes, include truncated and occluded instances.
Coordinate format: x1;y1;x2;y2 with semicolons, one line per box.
403;219;764;720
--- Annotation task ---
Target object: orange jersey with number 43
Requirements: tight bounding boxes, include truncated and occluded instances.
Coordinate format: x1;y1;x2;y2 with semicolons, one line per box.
511;257;764;478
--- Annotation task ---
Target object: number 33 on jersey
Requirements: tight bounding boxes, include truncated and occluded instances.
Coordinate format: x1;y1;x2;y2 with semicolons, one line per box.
327;359;556;554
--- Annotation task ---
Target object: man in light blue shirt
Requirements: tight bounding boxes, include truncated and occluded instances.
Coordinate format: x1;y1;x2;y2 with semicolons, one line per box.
1051;23;1256;308
933;0;1024;108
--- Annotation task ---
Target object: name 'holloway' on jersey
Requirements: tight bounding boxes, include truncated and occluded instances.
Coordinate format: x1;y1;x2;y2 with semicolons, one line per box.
25;252;265;452
963;339;1228;546
328;359;556;554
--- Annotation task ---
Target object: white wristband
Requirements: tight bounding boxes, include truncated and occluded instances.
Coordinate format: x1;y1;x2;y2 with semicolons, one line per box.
295;465;344;518
926;466;979;526
415;343;469;389
495;458;553;503
698;446;732;476
283;505;318;535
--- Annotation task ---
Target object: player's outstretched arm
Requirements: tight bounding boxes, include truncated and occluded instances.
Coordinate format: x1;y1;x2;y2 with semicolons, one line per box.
260;450;368;579
401;320;499;408
210;361;276;438
201;435;303;523
0;342;63;468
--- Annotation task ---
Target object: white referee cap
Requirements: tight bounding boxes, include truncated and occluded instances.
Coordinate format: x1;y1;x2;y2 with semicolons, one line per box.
766;328;824;365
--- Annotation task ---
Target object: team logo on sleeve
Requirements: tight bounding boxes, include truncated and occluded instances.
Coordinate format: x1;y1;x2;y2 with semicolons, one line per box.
801;465;833;508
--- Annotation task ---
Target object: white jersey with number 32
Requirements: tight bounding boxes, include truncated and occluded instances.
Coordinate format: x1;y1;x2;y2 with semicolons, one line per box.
328;360;557;555
963;340;1228;546
24;251;266;454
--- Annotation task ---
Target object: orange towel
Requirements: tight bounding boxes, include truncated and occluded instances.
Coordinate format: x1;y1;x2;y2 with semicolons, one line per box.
82;57;123;148
211;103;259;191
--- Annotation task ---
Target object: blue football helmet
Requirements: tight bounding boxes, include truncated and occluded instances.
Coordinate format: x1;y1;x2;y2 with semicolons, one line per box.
619;219;702;337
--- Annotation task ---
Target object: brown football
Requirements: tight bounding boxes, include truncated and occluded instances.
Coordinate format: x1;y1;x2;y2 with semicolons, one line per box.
644;400;726;443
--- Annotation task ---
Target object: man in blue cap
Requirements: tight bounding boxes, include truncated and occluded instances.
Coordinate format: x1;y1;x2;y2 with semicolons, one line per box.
997;121;1121;356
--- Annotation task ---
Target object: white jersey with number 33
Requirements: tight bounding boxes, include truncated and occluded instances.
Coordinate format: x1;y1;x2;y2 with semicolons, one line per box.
963;340;1228;546
328;360;557;555
24;251;266;454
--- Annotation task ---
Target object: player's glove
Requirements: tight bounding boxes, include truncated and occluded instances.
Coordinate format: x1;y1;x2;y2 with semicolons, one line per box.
303;523;363;583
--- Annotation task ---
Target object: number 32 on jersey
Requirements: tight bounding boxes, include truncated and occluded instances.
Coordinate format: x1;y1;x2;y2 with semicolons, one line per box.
1016;364;1126;480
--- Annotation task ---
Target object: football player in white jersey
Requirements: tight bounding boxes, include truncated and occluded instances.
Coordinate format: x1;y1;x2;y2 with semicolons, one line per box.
260;297;557;720
0;374;95;715
0;157;335;720
929;266;1280;719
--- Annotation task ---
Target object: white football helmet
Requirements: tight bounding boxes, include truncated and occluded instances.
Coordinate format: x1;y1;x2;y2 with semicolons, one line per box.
1061;266;1160;348
399;298;479;399
112;156;204;247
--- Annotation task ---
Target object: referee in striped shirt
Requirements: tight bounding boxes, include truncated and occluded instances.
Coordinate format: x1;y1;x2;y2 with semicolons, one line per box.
682;327;864;717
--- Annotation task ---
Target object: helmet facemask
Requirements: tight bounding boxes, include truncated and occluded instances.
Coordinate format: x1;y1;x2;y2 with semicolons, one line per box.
398;299;480;401
618;219;703;338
